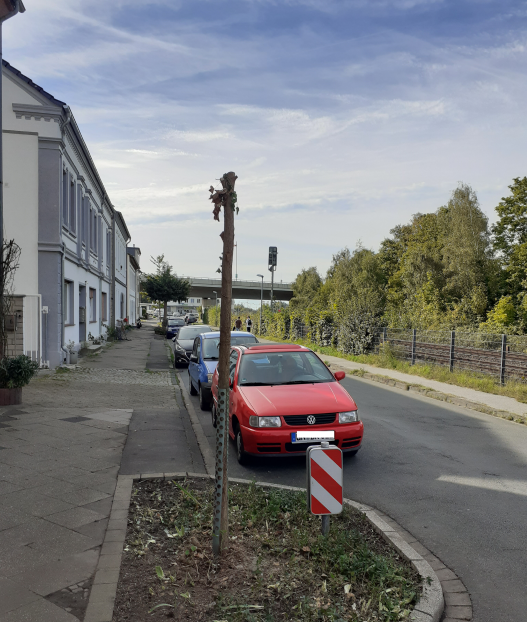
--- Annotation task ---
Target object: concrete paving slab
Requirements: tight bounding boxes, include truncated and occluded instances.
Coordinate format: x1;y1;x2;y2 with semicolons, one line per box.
45;507;107;530
81;497;113;516
8;549;100;597
0;597;80;622
27;528;100;557
0;577;40;616
0;489;75;517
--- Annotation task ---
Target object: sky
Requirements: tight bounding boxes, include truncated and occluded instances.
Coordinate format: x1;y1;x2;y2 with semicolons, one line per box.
5;0;527;286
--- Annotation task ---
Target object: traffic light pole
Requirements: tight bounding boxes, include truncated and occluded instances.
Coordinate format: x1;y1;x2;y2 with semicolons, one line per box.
270;266;274;312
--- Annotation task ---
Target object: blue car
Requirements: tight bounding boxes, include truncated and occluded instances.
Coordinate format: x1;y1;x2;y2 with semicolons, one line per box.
166;317;185;339
188;331;259;410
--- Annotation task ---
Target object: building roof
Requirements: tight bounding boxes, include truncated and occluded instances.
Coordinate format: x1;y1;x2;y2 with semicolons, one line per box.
2;60;66;107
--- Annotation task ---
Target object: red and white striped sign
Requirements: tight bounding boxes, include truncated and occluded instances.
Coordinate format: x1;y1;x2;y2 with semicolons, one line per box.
307;445;343;515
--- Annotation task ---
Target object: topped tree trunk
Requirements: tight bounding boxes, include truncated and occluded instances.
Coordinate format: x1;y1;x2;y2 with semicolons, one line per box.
209;171;238;555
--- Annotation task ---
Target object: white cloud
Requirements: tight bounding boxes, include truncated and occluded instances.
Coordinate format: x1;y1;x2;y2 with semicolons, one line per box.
6;0;527;286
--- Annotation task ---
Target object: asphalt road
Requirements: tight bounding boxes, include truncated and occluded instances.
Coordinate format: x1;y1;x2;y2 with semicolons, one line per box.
177;367;527;622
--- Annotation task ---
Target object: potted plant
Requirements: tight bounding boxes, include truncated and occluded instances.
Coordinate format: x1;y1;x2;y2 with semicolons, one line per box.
0;355;40;405
66;340;78;364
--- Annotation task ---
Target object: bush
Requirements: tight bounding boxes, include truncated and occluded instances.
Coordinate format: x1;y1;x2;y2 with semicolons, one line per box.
337;310;382;355
0;355;39;389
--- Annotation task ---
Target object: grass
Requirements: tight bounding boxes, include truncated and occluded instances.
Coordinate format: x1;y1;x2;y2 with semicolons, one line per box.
255;333;527;404
115;479;421;622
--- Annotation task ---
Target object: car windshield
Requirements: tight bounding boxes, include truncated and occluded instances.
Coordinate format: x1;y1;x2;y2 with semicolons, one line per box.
177;326;211;340
168;319;184;326
202;335;258;360
237;351;335;386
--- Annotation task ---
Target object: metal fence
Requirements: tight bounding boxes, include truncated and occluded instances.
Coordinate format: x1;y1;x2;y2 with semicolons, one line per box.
375;328;527;384
258;319;527;385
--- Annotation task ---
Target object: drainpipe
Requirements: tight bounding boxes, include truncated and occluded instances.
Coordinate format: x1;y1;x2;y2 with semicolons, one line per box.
60;244;68;364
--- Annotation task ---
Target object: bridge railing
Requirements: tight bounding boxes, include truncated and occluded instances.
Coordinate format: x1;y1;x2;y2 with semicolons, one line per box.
180;276;292;289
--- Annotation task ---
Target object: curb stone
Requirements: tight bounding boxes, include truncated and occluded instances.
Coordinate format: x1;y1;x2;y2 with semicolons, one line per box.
84;474;458;622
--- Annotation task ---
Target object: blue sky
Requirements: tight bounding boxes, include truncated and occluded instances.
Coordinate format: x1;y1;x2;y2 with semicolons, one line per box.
6;0;527;285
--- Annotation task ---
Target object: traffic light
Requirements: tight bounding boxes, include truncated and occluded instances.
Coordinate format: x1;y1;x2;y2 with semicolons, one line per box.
268;246;277;269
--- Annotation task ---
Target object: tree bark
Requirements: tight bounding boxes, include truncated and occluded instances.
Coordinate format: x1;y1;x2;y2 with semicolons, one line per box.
214;171;236;554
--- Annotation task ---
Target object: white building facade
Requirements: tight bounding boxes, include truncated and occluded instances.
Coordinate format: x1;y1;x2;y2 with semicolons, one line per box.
2;61;134;367
126;246;141;325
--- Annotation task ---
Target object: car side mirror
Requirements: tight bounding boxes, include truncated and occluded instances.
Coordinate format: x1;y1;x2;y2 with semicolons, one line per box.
189;354;198;363
334;371;345;381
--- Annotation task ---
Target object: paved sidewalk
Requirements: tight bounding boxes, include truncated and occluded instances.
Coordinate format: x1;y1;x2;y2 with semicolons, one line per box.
0;326;201;621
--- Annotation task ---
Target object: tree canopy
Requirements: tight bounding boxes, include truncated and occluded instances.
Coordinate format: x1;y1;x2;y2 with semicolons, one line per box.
287;180;527;333
144;255;190;327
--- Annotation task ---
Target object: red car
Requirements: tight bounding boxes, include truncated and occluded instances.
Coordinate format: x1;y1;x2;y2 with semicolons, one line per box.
211;343;363;464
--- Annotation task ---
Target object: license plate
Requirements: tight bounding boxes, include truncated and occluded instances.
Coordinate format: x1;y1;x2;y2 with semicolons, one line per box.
291;431;335;444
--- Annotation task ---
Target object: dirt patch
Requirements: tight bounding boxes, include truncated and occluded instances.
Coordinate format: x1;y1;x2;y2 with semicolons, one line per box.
113;479;421;621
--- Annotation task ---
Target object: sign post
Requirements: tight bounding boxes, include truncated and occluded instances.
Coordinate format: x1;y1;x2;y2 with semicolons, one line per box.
307;441;343;535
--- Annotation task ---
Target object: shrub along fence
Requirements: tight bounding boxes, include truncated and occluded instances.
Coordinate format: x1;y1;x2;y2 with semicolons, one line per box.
256;311;527;385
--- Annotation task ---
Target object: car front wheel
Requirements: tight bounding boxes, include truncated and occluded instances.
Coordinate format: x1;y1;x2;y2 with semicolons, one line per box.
189;373;198;396
235;424;249;465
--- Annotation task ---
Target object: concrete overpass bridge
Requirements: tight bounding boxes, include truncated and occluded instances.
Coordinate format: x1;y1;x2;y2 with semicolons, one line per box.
181;276;293;306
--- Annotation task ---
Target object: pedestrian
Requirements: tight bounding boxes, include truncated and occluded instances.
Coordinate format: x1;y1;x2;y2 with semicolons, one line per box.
246;315;252;332
235;316;242;331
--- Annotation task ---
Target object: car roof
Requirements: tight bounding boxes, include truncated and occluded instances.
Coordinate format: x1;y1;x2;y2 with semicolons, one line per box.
240;344;309;354
203;331;258;339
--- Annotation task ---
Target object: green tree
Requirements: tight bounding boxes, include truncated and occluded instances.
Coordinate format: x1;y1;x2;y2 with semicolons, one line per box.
290;267;323;312
143;258;190;328
480;295;516;331
492;177;527;258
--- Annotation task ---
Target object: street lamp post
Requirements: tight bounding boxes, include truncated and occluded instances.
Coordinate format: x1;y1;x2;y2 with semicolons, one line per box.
0;0;25;249
257;274;263;334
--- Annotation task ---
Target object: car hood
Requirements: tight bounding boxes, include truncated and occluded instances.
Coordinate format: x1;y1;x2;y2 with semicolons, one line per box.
176;339;194;350
204;360;218;374
238;382;357;416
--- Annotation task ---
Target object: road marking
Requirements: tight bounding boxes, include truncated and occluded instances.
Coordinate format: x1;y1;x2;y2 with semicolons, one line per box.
437;475;527;497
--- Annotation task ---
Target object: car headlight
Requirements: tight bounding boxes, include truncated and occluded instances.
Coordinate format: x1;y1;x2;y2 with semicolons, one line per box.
175;344;185;352
339;410;359;423
249;416;281;428
207;373;213;382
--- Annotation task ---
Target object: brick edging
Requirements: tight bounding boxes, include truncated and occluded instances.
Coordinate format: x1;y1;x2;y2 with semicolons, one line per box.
85;473;473;622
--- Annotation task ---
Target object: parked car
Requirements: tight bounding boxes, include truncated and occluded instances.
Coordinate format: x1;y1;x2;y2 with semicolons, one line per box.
166;317;185;339
211;343;363;464
172;325;213;366
185;312;199;325
188;331;259;410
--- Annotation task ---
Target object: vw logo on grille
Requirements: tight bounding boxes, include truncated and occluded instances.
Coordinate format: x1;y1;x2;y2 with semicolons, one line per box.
307;415;316;425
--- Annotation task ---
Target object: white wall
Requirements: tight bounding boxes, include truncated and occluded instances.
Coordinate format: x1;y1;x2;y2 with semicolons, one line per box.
3;132;39;296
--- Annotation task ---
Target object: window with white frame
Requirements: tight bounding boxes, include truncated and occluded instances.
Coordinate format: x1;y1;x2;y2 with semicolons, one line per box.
62;168;69;227
82;196;88;245
106;230;111;266
102;292;108;322
93;212;98;253
69;177;76;234
89;288;96;322
64;280;74;325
